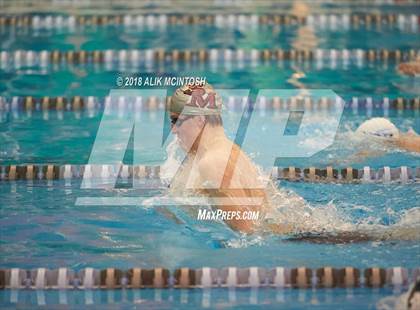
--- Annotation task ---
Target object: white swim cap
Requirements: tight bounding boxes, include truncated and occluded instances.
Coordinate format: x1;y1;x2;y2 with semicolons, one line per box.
355;118;400;139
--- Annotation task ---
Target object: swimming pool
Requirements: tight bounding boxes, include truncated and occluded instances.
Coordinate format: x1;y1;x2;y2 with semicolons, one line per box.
0;287;415;309
1;104;418;166
1;22;419;51
1;61;419;99
1;2;419;309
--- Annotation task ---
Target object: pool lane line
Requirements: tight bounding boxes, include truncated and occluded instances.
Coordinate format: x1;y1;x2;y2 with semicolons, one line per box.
0;49;418;66
1;0;419;11
0;57;417;72
0;13;418;28
0;96;418;111
0;106;416;121
0;267;418;289
0;165;418;183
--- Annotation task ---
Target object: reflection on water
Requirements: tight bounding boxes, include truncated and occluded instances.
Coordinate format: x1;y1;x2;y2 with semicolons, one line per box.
0;287;407;309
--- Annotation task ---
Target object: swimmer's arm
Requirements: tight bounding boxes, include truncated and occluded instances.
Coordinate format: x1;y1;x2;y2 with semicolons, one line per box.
398;61;420;76
212;199;259;233
351;149;384;162
335;133;419;165
197;158;262;234
331;149;385;167
396;133;420;153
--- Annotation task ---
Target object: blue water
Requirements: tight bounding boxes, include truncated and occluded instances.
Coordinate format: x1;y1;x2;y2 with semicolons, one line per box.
0;287;409;309
1;5;419;310
0;180;418;270
0;109;418;167
1;25;419;51
1;61;419;98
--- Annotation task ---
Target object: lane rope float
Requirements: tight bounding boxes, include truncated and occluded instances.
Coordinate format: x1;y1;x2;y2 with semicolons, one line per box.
0;266;418;289
0;13;418;29
0;96;418;111
0;49;418;67
0;165;418;183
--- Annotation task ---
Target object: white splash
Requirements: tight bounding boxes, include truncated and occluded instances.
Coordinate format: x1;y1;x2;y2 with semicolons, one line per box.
159;132;420;245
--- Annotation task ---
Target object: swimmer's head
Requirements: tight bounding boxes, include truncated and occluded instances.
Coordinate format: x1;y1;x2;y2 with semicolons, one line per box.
169;82;222;116
355;117;400;140
169;82;223;151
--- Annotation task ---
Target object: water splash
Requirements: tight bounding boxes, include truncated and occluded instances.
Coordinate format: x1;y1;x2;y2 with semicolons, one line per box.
157;133;420;246
0;132;21;161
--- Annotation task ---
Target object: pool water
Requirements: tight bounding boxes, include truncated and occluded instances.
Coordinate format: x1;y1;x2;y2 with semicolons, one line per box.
1;62;419;98
0;179;418;270
0;287;411;309
1;4;420;310
1;24;419;51
1;109;418;167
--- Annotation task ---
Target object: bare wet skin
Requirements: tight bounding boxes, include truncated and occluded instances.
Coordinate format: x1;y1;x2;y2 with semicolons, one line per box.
166;119;420;243
166;82;420;243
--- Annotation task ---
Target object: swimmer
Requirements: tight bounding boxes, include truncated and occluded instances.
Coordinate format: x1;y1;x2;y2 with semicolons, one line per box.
407;279;420;310
165;84;418;242
335;117;420;166
376;277;420;310
167;83;275;233
398;57;420;77
393;57;420;94
355;117;420;153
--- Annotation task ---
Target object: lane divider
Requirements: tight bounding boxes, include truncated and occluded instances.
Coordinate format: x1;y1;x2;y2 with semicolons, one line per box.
0;165;418;183
1;0;419;11
0;13;418;29
1;107;415;121
0;49;418;67
0;96;418;111
0;58;414;72
272;166;419;183
0;267;417;289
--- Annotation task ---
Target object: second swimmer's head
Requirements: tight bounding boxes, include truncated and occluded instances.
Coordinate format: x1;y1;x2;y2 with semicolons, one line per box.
355;117;400;140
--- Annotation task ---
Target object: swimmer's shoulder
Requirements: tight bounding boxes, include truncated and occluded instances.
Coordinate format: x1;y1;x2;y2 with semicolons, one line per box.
197;153;225;178
396;134;420;153
398;61;420;76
